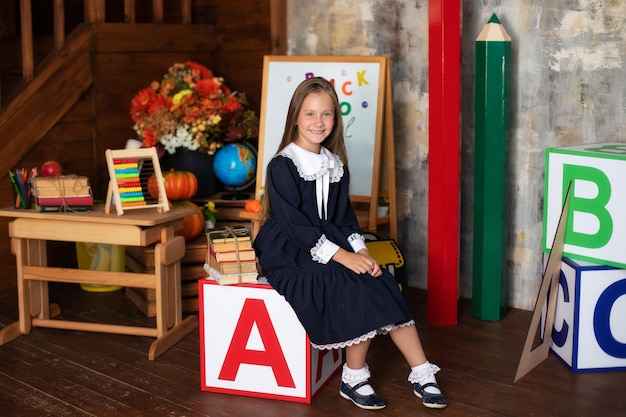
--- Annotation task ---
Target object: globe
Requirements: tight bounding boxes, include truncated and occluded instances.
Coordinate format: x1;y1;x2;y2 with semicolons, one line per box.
213;142;257;199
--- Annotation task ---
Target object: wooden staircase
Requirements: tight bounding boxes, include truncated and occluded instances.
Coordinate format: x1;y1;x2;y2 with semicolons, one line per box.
0;25;93;181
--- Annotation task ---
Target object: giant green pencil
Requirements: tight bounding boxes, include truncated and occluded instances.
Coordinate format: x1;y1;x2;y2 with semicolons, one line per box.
472;14;511;320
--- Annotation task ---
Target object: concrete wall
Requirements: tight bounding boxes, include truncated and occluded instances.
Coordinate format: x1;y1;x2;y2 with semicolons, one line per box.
286;0;626;310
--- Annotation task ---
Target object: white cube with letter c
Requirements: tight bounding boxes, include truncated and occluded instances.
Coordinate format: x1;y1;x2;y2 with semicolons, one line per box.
541;255;626;372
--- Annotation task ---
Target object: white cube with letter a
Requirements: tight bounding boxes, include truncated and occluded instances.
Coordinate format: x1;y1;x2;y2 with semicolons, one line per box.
544;142;626;268
541;255;626;372
198;278;343;403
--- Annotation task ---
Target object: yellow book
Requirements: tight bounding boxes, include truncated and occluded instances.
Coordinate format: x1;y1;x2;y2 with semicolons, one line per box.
208;244;256;262
208;239;253;253
209;254;258;275
32;176;92;197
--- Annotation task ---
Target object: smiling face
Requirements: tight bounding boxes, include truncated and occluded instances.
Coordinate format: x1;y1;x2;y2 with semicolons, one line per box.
294;91;335;154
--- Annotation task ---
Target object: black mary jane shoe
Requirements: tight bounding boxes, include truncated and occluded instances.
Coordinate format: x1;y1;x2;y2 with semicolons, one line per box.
340;381;386;410
413;382;447;409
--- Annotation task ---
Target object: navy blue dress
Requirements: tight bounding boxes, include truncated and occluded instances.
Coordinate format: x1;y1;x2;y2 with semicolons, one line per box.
253;144;412;349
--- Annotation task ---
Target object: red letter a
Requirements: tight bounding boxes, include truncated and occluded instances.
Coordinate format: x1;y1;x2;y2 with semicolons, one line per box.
219;298;296;388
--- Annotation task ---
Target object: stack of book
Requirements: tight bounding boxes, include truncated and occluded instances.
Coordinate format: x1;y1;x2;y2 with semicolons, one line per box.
31;176;94;212
205;225;258;284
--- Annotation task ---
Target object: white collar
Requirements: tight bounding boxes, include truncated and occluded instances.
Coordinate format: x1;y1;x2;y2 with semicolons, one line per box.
279;142;345;219
279;142;344;183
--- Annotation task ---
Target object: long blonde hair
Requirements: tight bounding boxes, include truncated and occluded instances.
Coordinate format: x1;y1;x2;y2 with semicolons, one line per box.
261;77;348;222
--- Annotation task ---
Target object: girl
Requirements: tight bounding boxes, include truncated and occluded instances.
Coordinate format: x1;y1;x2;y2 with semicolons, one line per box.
253;77;446;410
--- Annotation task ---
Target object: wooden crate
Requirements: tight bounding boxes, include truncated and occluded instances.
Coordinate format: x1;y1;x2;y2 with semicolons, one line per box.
125;234;207;268
125;235;207;317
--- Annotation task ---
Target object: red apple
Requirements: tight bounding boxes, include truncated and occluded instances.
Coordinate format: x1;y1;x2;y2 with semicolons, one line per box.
41;160;62;177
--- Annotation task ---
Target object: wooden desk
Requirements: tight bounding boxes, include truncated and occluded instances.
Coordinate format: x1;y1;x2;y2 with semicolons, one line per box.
0;205;199;360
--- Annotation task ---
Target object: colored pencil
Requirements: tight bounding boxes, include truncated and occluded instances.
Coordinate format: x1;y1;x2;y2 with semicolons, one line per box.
472;13;512;320
8;171;23;208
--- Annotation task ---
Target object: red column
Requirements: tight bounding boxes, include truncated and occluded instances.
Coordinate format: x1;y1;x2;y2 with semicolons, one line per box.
427;0;461;325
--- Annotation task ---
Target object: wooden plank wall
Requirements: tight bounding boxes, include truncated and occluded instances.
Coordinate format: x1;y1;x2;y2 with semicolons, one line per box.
92;23;219;197
0;0;277;292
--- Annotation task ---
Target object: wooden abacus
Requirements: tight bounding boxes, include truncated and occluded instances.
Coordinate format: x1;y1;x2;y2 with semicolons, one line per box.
104;148;169;215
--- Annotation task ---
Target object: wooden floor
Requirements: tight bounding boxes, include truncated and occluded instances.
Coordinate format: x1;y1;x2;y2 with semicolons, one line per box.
0;282;623;417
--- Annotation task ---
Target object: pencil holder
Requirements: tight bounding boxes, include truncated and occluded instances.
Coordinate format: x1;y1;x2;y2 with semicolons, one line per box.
8;168;35;209
11;184;30;208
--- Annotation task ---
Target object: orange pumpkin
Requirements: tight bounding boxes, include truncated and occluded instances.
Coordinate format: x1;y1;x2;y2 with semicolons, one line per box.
244;199;262;213
171;200;204;240
148;169;198;201
147;174;161;199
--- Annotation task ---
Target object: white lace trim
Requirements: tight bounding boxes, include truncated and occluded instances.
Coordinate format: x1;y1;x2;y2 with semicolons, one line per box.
310;234;339;264
279;142;344;183
311;320;415;350
347;233;364;244
407;362;441;384
341;363;371;384
311;234;327;263
347;233;367;253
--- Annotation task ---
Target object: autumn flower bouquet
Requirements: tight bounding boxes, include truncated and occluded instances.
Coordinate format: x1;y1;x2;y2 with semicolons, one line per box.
130;61;259;155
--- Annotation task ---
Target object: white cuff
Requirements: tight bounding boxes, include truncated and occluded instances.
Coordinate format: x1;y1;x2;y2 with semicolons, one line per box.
311;234;340;264
348;233;367;253
350;239;367;253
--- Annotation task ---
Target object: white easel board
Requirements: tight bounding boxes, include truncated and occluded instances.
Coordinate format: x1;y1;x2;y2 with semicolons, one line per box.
256;55;396;237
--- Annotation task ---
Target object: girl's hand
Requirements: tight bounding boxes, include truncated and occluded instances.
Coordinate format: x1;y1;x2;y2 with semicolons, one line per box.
356;249;383;277
332;248;383;277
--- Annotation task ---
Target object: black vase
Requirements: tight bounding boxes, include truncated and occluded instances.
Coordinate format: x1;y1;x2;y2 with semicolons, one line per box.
165;148;217;198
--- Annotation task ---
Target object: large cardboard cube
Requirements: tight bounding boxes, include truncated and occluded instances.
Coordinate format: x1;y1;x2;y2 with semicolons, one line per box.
544;142;626;268
198;278;343;403
541;256;626;372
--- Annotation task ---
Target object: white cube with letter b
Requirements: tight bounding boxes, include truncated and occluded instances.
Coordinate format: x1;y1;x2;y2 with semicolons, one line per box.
198;278;343;403
544;142;626;267
541;255;626;372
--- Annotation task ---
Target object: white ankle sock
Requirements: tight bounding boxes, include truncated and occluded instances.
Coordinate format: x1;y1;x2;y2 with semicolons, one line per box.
409;361;441;395
342;364;375;395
